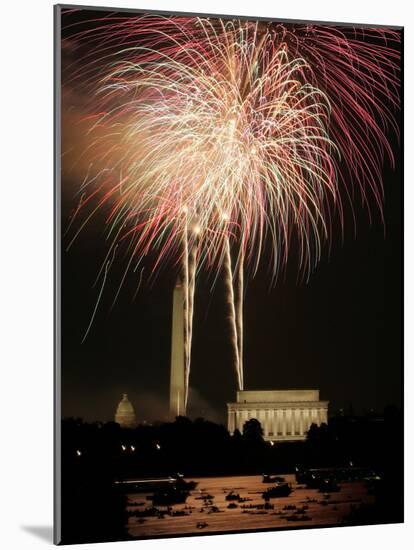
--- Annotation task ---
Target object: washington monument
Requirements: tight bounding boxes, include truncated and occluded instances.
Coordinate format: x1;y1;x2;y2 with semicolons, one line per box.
170;277;186;417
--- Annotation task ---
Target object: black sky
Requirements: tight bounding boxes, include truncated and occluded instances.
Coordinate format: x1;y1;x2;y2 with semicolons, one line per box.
59;10;403;425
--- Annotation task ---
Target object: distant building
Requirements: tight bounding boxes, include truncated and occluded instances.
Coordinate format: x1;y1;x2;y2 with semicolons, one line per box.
115;393;137;428
227;390;328;442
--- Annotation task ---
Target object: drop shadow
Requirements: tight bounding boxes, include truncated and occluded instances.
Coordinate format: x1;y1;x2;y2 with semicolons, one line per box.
21;525;54;543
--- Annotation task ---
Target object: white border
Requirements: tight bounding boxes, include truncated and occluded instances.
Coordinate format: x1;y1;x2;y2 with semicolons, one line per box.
1;1;411;548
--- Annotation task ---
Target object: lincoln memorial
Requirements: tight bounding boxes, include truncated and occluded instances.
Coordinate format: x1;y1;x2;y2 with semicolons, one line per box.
227;390;328;442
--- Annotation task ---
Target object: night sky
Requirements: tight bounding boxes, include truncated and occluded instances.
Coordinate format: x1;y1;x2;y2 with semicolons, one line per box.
59;9;403;425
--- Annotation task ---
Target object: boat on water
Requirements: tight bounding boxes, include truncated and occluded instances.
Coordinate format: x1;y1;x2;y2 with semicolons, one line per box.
262;482;292;499
114;473;197;493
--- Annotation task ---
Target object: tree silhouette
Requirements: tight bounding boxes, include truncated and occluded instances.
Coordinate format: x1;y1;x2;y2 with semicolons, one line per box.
242;418;264;443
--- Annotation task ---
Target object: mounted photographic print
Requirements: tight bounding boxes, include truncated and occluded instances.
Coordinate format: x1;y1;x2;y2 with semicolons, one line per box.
54;4;403;545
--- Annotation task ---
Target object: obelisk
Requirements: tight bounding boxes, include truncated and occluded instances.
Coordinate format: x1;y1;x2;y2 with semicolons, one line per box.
170;277;186;417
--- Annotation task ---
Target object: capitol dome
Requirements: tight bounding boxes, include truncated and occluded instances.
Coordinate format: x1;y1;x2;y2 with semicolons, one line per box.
115;393;137;428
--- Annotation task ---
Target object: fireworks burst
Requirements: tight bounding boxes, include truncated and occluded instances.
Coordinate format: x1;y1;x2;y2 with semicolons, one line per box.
63;13;400;406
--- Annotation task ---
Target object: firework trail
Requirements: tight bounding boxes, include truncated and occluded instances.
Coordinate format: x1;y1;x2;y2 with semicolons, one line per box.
184;224;198;406
62;13;400;406
235;250;244;388
182;217;190;398
223;236;242;389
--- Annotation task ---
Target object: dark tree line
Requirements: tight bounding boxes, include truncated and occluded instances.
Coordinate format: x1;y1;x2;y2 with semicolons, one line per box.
59;407;402;543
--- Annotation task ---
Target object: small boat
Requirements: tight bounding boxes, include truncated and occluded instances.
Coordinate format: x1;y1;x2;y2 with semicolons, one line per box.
262;482;292;499
150;487;190;505
225;491;241;501
317;478;340;493
262;474;285;483
114;473;197;493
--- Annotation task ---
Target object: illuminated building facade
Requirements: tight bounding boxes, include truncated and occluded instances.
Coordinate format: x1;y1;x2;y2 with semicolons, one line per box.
227;390;328;442
115;393;137;428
